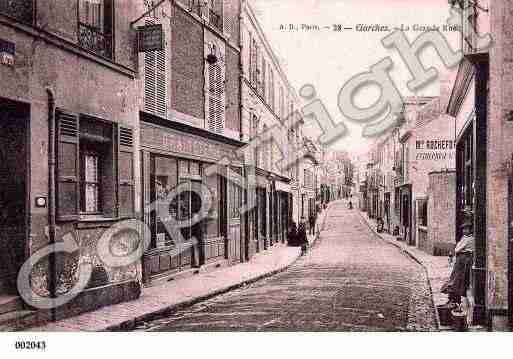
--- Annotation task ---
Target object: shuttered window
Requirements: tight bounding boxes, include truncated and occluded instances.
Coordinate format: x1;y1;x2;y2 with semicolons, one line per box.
206;53;225;134
144;19;167;118
269;68;275;111
55;110;135;221
57;111;80;221
279;86;284;120
249;37;258;88
118;126;135;218
261;58;266;99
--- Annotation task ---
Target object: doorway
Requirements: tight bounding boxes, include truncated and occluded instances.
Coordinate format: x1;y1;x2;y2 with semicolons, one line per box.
0;98;29;295
400;186;412;245
508;159;513;328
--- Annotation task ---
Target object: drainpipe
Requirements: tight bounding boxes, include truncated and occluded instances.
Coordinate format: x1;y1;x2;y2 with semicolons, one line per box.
239;0;244;142
46;87;57;321
239;0;248;261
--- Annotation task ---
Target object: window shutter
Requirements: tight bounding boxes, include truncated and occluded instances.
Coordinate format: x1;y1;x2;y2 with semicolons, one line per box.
261;58;266;99
144;19;167;118
249;36;254;86
206;59;225;134
118;126;135;218
103;0;113;35
56;110;80;221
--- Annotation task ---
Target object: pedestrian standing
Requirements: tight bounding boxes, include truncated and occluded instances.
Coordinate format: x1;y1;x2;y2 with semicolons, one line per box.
288;221;298;247
298;217;308;255
441;214;474;308
308;212;316;235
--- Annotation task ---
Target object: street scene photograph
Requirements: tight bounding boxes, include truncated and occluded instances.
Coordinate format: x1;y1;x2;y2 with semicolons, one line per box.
0;0;512;352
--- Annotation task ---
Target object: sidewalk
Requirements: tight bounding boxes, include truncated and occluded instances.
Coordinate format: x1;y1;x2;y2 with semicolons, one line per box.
358;211;452;328
29;209;329;332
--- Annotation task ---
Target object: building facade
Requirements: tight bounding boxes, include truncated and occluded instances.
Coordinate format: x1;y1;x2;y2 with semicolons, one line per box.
0;0;141;318
134;0;245;284
0;0;310;325
240;0;301;256
447;0;513;329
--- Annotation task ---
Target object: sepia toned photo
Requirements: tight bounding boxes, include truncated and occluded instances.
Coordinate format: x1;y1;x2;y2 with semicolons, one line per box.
0;0;511;347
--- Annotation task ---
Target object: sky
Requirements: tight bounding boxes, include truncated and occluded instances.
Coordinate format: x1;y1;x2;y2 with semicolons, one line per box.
250;0;461;157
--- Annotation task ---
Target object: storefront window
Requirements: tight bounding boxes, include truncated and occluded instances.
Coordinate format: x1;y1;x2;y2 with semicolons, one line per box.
229;168;243;219
151;155;224;246
457;127;474;214
418;199;428;227
153;156;178;248
257;188;267;237
205;172;220;238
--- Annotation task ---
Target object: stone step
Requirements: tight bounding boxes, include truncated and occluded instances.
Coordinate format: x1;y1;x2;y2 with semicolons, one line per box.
0;310;39;331
0;295;24;315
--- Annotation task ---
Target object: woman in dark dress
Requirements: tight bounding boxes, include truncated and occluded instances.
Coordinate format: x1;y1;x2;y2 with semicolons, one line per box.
297;217;308;255
441;216;474;307
288;221;298;246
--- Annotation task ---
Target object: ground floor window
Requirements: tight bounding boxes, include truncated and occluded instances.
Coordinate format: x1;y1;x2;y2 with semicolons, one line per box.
257;187;267;238
418;199;428;227
150;155;224;249
81;152;101;213
56;111;134;220
229;168;243;219
458;127;474;211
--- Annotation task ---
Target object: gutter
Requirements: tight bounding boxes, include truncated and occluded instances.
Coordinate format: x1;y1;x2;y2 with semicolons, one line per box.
46;88;57;321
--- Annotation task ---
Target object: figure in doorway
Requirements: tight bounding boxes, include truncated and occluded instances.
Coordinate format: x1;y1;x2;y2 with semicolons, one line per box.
308;212;316;235
298;217;309;255
287;221;298;247
441;211;474;308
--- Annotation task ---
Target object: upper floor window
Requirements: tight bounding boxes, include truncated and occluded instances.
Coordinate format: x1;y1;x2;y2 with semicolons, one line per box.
260;58;266;99
0;0;33;24
78;0;114;59
207;0;222;31
205;41;225;134
279;86;285;120
249;37;258;89
144;19;167;118
269;68;275;111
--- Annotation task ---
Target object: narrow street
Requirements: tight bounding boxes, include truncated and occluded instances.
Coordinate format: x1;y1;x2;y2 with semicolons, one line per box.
139;201;437;332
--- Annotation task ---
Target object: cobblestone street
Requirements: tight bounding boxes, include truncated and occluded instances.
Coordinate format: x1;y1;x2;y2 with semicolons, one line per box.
139;201;437;332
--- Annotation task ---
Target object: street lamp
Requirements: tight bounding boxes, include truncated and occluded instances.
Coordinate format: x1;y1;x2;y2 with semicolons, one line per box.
206;43;218;65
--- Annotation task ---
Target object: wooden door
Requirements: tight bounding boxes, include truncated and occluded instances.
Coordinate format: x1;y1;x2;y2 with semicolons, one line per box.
0;105;27;294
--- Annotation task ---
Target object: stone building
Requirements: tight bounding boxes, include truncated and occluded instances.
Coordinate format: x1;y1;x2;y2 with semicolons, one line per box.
447;0;513;329
240;0;300;255
0;0;141;320
361;87;456;249
135;0;246;284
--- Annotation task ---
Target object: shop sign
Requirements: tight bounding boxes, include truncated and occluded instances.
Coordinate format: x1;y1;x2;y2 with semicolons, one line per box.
137;24;164;52
141;124;237;162
415;138;456;161
0;38;15;67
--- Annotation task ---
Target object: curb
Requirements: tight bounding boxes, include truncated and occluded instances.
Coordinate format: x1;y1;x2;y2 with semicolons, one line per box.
107;210;329;332
356;211;441;331
108;254;299;331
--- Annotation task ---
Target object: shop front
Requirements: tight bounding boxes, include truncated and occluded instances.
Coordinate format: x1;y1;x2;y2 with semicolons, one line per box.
253;170;270;253
275;180;292;244
398;184;413;244
140;118;245;284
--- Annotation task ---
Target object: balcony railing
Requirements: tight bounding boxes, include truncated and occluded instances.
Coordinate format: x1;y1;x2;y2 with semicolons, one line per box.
0;0;33;24
208;9;222;31
78;22;113;60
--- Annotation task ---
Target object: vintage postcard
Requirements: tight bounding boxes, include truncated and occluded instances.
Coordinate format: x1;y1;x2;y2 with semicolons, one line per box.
0;0;510;356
